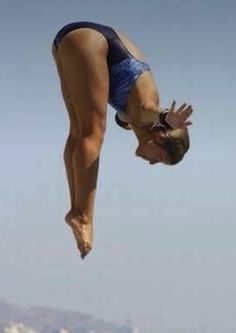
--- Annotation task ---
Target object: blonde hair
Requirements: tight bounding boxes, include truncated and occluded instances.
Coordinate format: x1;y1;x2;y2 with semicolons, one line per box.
153;127;190;165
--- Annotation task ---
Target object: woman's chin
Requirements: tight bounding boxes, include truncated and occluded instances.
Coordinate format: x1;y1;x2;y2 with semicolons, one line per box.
149;160;160;165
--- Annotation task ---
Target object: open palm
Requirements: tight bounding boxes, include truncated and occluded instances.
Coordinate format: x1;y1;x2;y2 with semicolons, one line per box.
165;101;193;129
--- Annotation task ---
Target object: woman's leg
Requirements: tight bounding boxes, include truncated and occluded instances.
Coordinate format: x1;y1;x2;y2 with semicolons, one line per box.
52;30;109;258
52;44;78;214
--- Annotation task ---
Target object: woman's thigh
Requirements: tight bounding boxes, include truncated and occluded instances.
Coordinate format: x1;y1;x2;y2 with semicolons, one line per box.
52;29;109;137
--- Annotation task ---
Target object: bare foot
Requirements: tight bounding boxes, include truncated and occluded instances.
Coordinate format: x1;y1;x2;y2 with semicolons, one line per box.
65;212;93;259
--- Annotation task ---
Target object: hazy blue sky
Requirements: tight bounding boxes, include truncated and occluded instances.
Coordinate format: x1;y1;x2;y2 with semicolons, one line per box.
1;1;236;332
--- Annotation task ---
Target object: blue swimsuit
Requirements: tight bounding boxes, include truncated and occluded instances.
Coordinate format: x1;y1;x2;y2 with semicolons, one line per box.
54;22;150;113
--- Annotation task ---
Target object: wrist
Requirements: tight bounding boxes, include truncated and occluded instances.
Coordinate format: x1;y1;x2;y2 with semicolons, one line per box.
159;110;170;128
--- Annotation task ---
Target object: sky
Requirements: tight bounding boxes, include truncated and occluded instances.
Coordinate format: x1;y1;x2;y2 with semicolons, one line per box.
0;0;236;332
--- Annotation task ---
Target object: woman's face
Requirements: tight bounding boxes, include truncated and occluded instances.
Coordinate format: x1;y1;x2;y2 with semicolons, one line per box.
135;131;170;165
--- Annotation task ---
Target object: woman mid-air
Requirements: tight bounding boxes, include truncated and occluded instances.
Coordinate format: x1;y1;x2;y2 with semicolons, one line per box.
52;22;193;259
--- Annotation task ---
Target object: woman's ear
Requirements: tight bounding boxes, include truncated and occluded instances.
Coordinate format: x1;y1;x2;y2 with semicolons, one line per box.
153;130;168;144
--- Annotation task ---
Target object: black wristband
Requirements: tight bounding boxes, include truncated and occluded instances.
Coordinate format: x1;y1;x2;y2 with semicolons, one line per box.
159;110;170;128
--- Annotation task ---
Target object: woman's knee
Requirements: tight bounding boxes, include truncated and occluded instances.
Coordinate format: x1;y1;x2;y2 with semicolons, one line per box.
68;116;104;149
77;130;105;155
80;110;107;137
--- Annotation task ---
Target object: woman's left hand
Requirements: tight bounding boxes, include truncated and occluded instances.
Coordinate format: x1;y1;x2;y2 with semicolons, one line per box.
165;101;193;129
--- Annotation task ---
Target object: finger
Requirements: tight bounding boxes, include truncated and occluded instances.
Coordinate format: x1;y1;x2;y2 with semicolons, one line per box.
178;105;193;118
179;105;193;118
170;100;176;111
184;121;192;126
176;103;187;113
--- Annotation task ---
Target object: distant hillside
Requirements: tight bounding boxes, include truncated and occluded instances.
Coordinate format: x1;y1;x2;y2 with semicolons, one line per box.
0;301;134;333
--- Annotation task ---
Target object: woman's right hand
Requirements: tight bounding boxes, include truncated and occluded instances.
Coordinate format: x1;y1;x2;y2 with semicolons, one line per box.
165;101;193;129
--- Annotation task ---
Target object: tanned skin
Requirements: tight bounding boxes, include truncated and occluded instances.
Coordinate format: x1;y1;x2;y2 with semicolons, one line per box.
52;28;192;259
